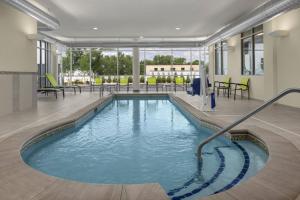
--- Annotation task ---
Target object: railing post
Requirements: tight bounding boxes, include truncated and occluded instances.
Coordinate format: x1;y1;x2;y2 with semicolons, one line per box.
197;88;300;160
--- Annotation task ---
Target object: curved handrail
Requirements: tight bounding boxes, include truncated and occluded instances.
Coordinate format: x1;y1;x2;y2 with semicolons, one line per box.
197;88;300;159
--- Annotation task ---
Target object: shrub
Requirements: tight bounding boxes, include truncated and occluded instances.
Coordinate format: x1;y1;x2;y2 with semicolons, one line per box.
166;76;171;83
107;76;112;83
157;76;162;83
186;76;191;84
140;76;145;83
128;76;133;83
113;77;118;83
161;75;166;83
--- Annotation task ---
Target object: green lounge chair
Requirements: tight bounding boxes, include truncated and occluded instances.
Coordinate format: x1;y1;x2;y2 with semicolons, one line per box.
146;77;158;92
214;77;231;98
119;77;129;92
37;88;64;99
174;77;186;92
233;77;250;100
91;77;103;92
46;73;81;94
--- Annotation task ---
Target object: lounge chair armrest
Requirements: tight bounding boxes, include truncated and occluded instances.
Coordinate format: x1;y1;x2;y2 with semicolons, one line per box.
234;83;248;87
217;81;229;84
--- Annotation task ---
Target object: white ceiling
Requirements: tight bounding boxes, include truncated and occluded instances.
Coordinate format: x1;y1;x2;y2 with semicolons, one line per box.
37;0;268;39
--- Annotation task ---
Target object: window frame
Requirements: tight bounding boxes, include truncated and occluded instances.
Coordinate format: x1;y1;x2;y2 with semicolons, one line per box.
37;40;51;88
241;25;264;75
214;41;228;75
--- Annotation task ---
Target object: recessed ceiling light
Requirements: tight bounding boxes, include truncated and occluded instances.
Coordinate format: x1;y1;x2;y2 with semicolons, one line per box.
92;27;98;30
175;27;181;30
139;36;144;39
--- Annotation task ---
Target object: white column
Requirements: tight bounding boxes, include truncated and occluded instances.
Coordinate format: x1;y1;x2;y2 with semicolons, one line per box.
117;48;119;81
69;49;72;86
132;47;140;92
89;49;92;86
199;47;208;110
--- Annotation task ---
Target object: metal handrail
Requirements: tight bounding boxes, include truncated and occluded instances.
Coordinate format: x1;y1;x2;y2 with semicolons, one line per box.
197;88;300;159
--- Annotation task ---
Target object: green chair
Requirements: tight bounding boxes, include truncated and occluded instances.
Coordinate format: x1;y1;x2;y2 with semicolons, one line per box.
214;77;231;98
234;77;250;100
37;88;64;99
146;77;158;92
174;77;186;92
91;77;103;92
46;73;81;94
119;77;129;92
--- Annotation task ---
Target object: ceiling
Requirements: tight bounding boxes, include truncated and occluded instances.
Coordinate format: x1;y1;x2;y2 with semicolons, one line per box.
36;0;268;40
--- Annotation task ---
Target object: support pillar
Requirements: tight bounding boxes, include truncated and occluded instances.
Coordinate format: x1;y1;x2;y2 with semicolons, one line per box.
132;47;140;92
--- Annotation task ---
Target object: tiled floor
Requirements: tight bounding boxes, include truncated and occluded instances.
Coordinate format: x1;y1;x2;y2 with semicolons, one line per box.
174;93;300;150
0;91;299;200
0;92;104;142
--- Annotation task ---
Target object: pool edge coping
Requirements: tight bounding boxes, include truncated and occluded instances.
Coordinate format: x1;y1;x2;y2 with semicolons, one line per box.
0;93;299;200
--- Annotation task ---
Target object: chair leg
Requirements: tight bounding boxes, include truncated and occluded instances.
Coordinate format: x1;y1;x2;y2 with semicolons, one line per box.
227;88;230;98
55;91;57;99
234;88;237;100
248;89;250;100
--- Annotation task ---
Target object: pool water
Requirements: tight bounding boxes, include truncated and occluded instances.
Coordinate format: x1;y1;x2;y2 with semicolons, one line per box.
22;96;267;200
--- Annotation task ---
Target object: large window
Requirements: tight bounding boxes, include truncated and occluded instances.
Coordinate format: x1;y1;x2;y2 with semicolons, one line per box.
60;47;208;85
37;41;51;88
215;41;228;75
242;25;264;75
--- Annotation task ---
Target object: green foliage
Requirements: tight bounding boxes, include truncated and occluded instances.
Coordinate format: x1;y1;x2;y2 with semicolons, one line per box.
157;76;162;83
140;76;145;83
166;76;171;83
161;75;166;83
107;76;112;83
192;60;200;65
61;49;209;77
113;77;118;83
186;75;191;84
173;57;186;65
79;53;90;72
153;55;172;65
128;76;133;83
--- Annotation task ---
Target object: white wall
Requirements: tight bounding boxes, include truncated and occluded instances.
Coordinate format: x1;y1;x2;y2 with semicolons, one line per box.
209;35;265;100
264;8;300;107
209;7;300;108
0;2;37;72
0;2;37;116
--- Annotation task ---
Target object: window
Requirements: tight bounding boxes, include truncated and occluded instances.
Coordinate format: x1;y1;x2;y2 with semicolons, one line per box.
215;41;228;75
37;41;51;88
241;25;264;75
181;67;185;71
171;68;176;71
161;68;164;71
154;68;158;71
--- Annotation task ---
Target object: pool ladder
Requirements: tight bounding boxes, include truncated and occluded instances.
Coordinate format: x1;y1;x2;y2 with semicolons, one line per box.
197;88;300;160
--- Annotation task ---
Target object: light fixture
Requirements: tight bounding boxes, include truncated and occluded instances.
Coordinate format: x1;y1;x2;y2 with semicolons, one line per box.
175;27;181;30
92;27;99;30
139;36;144;39
268;30;289;38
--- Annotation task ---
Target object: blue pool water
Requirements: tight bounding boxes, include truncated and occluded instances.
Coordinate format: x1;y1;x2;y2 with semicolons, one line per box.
22;96;267;200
